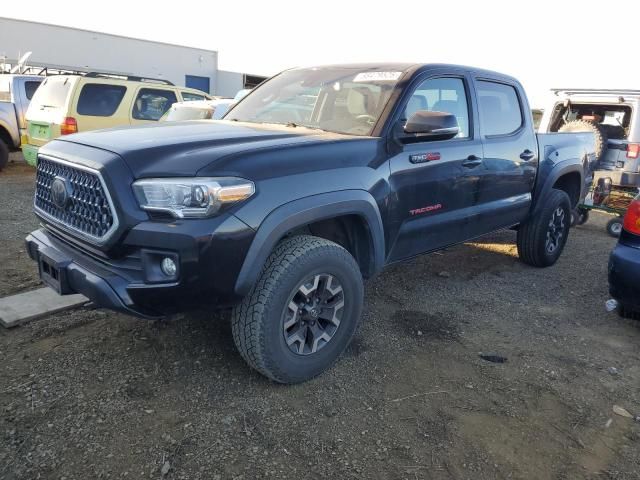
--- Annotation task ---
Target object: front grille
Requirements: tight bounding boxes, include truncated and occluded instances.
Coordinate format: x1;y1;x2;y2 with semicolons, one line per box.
35;156;117;242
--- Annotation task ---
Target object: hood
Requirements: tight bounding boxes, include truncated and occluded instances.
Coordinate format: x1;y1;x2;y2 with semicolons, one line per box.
57;120;350;177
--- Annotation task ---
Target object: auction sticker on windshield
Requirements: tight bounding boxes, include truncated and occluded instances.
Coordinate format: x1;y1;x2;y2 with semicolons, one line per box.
353;72;402;82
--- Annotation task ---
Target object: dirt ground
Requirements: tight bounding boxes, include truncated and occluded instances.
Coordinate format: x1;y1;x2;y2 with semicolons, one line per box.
1;153;639;480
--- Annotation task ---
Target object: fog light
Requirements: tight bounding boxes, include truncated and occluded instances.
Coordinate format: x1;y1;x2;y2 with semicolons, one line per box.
160;257;177;277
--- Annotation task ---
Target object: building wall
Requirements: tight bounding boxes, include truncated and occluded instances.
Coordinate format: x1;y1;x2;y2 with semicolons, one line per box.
217;70;245;98
0;17;218;93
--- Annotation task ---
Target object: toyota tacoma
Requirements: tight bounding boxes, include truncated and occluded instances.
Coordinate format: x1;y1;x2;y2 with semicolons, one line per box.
26;63;595;383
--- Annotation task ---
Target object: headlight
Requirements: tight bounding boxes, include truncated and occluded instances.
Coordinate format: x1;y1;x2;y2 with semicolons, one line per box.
132;177;255;218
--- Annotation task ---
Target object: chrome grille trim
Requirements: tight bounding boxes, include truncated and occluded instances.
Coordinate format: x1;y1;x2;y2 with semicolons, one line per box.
34;154;120;245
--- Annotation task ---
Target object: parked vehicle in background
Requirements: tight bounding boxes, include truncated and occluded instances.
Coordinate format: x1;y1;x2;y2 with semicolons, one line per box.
0;74;42;170
539;89;640;185
609;194;640;319
25;63;594;383
539;89;640;235
22;72;212;166
532;108;544;130
232;88;251;103
161;99;234;122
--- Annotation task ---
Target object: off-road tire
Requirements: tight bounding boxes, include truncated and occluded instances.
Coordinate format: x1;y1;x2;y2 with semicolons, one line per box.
517;189;572;267
231;235;364;384
0;140;8;171
606;217;623;238
559;120;608;162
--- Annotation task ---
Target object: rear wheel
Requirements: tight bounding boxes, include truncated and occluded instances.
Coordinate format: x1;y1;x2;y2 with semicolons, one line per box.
517;189;572;267
0;140;8;171
231;235;364;383
606;217;623;238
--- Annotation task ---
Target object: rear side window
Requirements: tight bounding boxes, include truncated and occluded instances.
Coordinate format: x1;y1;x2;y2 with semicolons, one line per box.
77;83;127;116
30;77;72;109
477;80;523;136
181;91;207;102
24;81;42;100
133;88;178;121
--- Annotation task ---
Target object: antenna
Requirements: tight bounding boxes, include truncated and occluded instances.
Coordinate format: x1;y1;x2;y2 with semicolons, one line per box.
10;51;32;74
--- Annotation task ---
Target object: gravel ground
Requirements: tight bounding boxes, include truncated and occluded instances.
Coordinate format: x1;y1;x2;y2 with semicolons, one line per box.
1;155;639;480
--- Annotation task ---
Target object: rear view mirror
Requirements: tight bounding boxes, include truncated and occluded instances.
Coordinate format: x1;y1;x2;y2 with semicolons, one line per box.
404;110;459;140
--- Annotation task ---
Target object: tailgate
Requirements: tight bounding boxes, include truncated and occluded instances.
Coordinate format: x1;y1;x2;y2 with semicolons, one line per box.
27;112;60;147
600;140;639;173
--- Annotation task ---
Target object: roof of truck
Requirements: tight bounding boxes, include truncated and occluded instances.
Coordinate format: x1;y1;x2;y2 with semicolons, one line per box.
290;63;519;83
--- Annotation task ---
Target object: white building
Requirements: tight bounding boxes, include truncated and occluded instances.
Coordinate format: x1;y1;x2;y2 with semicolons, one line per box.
0;17;266;97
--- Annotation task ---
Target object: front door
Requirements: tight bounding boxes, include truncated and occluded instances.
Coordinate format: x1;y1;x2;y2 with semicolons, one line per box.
388;75;484;262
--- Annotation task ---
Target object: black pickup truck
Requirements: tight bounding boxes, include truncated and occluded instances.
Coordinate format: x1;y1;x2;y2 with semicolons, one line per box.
26;63;595;383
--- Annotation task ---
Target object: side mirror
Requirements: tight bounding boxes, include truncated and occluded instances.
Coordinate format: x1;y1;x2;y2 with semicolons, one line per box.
403;110;459;140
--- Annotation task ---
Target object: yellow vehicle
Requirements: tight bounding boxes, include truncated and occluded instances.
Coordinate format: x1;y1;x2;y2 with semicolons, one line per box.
23;72;211;166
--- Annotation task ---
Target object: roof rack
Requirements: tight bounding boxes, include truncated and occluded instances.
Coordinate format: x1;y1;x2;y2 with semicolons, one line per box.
85;72;174;86
552;88;640;96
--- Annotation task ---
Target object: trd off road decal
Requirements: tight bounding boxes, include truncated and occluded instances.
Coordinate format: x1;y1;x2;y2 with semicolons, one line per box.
410;204;443;216
409;152;440;163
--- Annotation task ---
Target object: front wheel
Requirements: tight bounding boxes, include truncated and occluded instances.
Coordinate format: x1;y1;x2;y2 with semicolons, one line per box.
517;189;572;267
231;235;364;384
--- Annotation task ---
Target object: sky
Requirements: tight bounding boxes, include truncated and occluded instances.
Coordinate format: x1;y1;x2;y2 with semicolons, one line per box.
3;0;639;108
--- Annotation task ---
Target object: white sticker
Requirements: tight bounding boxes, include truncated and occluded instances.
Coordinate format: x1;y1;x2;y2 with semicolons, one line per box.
353;71;403;82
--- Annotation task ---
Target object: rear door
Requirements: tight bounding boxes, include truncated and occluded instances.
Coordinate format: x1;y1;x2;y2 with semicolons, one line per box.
471;78;537;233
130;87;178;125
387;73;484;262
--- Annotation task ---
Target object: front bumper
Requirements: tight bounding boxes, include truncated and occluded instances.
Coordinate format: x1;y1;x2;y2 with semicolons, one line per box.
25;214;255;318
609;241;640;313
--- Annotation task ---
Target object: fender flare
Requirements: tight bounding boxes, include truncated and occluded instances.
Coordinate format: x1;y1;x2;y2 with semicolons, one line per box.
532;161;584;214
234;190;385;296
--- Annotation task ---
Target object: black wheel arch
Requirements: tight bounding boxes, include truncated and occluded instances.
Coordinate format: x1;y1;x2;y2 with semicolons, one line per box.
533;161;584;214
234;190;385;296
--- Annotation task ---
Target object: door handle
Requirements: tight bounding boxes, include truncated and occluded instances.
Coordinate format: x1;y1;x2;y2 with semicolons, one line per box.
462;155;482;168
520;149;535;161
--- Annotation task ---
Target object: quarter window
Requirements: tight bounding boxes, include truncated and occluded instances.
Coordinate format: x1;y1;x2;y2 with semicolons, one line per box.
405;77;470;138
477;81;523;136
181;92;207;102
132;88;177;121
77;84;127;116
24;81;42;100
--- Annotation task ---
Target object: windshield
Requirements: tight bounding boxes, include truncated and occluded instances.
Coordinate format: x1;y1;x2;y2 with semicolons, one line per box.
225;67;405;136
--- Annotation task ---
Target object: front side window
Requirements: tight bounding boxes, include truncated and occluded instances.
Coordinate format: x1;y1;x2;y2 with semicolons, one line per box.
226;67;404;136
405;77;470;138
132;88;177;121
77;83;127;116
24;81;42;100
477;80;523;136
